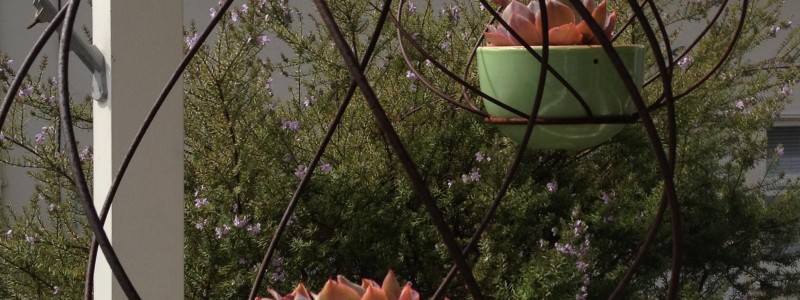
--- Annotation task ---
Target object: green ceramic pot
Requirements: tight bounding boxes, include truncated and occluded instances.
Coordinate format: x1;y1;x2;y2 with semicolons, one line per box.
477;45;645;150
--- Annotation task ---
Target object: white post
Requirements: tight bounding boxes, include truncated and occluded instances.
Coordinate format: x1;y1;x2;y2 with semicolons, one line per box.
92;1;184;299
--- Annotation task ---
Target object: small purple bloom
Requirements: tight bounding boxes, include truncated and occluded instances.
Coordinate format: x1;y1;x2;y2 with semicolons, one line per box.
303;96;317;107
231;11;239;22
469;168;481;182
776;144;785;157
770;25;781;35
35;132;46;143
677;55;694;70
407;1;417;13
215;224;231;239
425;59;433;67
294;164;308;179
185;33;199;48
475;151;484;162
25;235;36;245
53;286;60;295
320;163;333;174
576;260;589;272
194;198;209;208
197;219;208;229
547;181;558;193
439;40;450;50
779;84;794;95
79;146;92;161
4;229;11;238
281;120;300;132
233;215;249;227
0;131;5;141
19;86;33;97
48;204;58;212
210;7;217;17
258;34;270;45
241;3;249;13
446;179;454;189
601;191;611;204
247;223;261;234
735;100;745;110
406;70;417;80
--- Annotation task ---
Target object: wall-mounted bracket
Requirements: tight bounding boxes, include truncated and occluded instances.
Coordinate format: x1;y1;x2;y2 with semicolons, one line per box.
30;0;107;101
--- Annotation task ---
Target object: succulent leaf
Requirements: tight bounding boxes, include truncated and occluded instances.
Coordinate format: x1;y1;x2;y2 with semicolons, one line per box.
381;270;402;300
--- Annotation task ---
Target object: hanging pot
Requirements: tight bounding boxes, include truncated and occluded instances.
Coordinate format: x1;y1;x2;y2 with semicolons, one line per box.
477;45;645;150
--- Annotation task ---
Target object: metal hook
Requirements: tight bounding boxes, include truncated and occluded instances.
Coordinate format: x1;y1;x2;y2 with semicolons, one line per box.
30;0;107;101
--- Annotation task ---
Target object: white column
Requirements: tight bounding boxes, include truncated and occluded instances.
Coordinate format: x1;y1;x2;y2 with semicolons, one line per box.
93;1;184;299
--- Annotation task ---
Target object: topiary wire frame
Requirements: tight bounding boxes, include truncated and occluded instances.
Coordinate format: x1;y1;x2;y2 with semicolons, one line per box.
0;0;748;299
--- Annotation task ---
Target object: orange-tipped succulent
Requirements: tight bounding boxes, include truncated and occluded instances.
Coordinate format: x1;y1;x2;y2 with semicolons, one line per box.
256;270;431;300
484;0;618;46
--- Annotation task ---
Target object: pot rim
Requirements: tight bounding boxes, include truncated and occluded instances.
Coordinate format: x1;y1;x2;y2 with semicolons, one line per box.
477;44;644;50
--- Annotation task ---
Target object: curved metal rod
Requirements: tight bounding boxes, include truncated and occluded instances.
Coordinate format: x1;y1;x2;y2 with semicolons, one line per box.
312;0;486;297
643;0;729;87
247;0;393;298
560;1;679;298
393;0;490;118
81;1;236;298
0;4;67;129
433;0;551;296
57;0;141;298
478;0;594;118
648;0;748;111
389;7;521;118
617;1;682;299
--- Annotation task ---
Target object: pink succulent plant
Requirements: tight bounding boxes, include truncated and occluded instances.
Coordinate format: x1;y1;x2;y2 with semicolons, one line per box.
484;0;618;46
256;270;441;300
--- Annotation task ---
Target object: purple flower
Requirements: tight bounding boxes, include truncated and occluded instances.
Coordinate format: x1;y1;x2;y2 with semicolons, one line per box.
258;34;270;45
320;163;333;174
79;146;92;160
215;224;231;239
271;272;286;282
4;229;11;238
25;235;36;245
469;168;481;182
195;219;207;230
0;131;5;141
241;3;249;13
185;33;199;48
406;70;417;80
19;86;33;97
407;1;417;13
48;204;58;212
53;286;60;295
576;260;589;272
446;179;454;189
303;96;317;107
770;25;781;35
294;164;308;179
210;7;217;17
677;55;694;70
547;181;558;193
601;191;611;204
233;215;249;227
247;223;261;234
194;197;209;208
735;100;745;110
5;59;12;68
475;151;484;162
779;84;794;95
425;59;433;67
35;132;46;143
281;120;300;132
231;11;239;22
776;144;785;157
439;40;450;50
